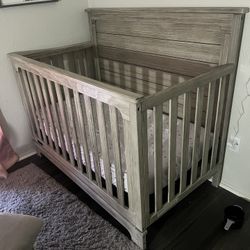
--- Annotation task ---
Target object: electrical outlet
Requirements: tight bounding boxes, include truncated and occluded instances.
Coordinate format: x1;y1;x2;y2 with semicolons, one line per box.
227;136;240;152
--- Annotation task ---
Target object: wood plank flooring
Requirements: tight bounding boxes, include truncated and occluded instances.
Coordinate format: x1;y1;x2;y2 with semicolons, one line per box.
9;154;250;250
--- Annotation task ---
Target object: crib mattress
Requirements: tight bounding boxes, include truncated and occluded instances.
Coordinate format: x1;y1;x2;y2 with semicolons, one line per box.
41;109;210;194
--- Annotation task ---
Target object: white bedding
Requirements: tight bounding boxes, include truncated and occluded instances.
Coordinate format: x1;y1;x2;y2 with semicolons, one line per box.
42;109;209;194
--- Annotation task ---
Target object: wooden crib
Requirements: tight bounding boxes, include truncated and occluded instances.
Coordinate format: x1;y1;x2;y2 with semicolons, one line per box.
9;7;248;249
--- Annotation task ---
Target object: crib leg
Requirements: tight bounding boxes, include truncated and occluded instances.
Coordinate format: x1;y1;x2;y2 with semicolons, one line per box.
130;227;147;250
212;167;223;188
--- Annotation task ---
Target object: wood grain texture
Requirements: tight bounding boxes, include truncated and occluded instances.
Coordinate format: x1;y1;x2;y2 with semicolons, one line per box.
109;106;125;205
97;33;220;64
20;69;42;141
86;7;249;14
153;105;163;212
180;93;191;192
168;98;178;202
98;46;213;77
191;87;205;184
96;19;224;45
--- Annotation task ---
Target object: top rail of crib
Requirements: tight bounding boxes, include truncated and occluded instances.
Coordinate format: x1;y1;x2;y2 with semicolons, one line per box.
12;42;94;60
9;52;144;113
141;63;236;111
9;52;143;120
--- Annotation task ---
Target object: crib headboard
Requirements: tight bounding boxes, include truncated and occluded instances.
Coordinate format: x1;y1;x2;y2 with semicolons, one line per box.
86;7;247;122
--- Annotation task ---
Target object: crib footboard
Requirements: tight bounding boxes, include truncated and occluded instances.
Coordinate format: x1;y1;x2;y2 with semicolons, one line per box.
139;63;236;225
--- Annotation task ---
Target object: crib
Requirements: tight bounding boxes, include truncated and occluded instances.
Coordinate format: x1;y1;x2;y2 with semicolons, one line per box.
9;7;248;249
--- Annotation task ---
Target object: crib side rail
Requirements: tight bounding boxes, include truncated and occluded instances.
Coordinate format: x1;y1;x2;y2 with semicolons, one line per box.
139;63;236;224
11;42;97;80
9;53;147;230
14;42;92;60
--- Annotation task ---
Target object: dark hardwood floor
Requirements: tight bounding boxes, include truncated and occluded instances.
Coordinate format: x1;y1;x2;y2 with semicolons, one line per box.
9;155;250;250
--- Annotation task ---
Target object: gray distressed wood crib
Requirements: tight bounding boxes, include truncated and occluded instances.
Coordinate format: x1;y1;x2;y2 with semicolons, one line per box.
9;7;248;249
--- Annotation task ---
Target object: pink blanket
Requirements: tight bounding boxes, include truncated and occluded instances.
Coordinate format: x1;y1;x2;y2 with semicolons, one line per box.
0;126;19;179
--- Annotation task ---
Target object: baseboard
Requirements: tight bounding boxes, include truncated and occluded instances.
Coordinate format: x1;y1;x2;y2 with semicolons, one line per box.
220;181;250;202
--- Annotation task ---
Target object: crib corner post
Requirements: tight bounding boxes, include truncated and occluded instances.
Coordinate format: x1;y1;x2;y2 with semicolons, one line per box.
130;227;147;250
124;101;150;234
211;165;223;188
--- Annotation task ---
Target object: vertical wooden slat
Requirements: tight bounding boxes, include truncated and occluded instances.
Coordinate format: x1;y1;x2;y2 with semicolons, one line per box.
153;105;163;211
39;77;60;154
27;72;47;144
109;106;125;205
141;109;150;223
82;50;89;76
91;19;101;80
33;75;53;148
96;101;113;195
191;87;205;184
56;54;65;69
201;81;216;175
210;76;227;169
168;98;178;202
180;92;191;192
64;86;83;171
73;91;92;178
67;53;77;73
47;81;67;159
55;83;75;165
74;50;85;76
20;69;42;141
84;96;102;187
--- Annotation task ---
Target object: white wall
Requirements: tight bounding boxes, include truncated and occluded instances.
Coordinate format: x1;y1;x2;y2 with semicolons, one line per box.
0;0;90;159
88;0;250;199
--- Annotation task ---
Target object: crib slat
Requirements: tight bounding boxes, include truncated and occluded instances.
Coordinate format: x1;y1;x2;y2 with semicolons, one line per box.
180;92;191;192
80;50;87;76
20;70;42;141
74;51;84;76
192;89;205;176
47;81;67;159
96;101;113;195
64;87;83;171
168;98;178;202
27;72;47;144
84;96;102;187
82;50;89;77
33;75;53;148
56;54;65;69
141;110;150;214
67;53;77;73
153;105;163;211
201;81;216;175
210;76;227;169
109;106;124;205
191;87;205;184
55;84;75;166
39;77;60;154
73;91;92;178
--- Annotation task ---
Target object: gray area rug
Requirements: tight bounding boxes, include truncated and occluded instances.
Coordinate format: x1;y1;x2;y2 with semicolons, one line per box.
0;164;138;249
